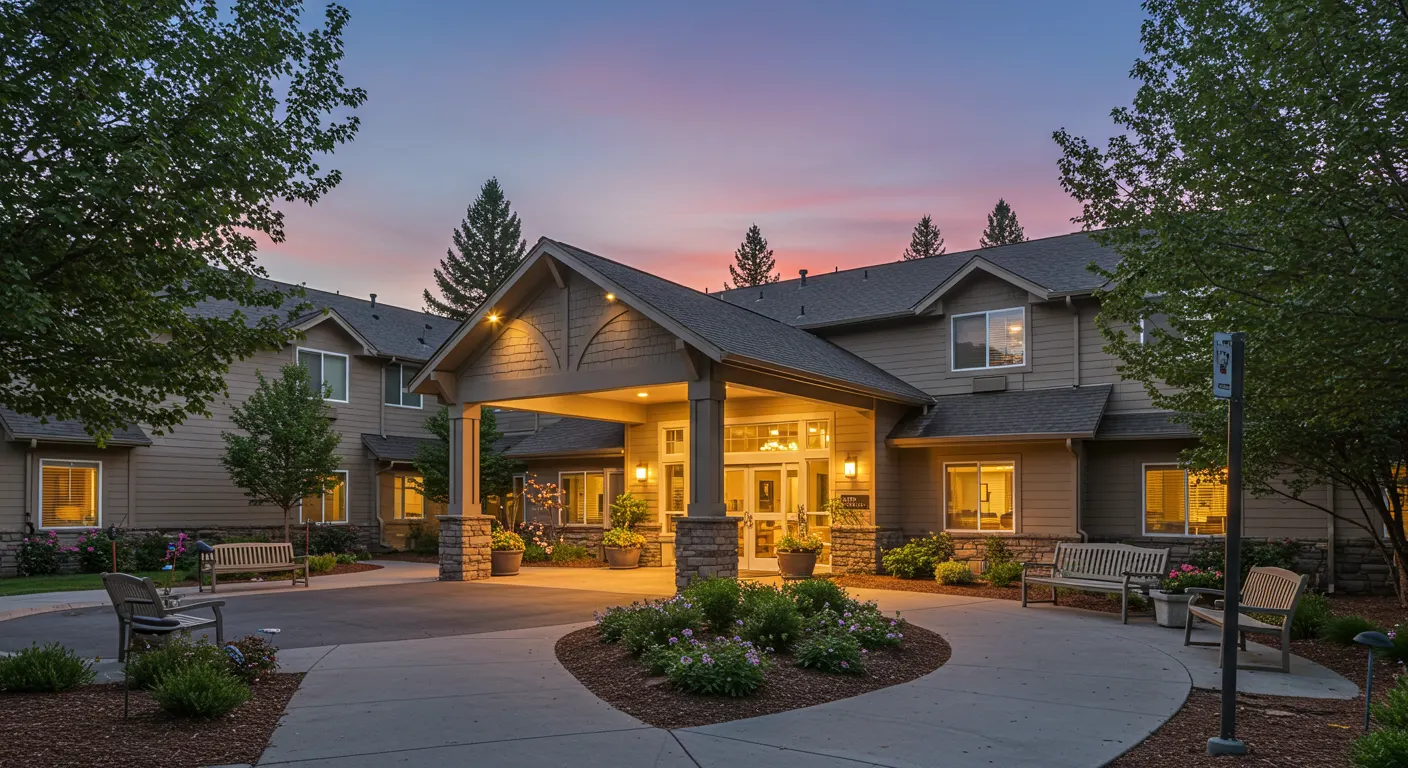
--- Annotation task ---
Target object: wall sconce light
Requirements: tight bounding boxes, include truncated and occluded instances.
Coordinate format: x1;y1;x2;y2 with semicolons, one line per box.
605;293;616;302
843;454;857;478
635;462;648;482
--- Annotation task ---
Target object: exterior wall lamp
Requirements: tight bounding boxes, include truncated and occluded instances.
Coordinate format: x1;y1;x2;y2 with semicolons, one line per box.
635;462;648;482
843;454;857;478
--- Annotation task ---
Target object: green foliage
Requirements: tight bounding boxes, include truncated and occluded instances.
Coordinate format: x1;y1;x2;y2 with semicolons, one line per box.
978;198;1025;247
782;579;848;617
0;0;364;443
794;630;865;674
423;178;528;320
306;553;337;574
127;637;230;690
151;663;251;719
221;635;279;684
130;532;198;571
935;561;976;586
413;408;518;507
802;602;906;650
491;529;525;551
1288;593;1333;641
1190;540;1299;577
405;520;439;555
1321;616;1384;646
683;578;743;631
902;214;945;260
881;534;955;579
620;597;704;657
1371;674;1408;732
1351;728;1408;768
1384;624;1408;666
738;586;803;651
304;523;360;555
221;364;342;542
609;493;650;530
523;543;548;562
334;553;358;565
982;536;1014;565
16;531;71;576
73;529;129;573
1054;0;1408;574
776;532;824;554
727;223;779;288
602;528;646;549
550;541;592;561
659;636;768;697
0;642;94;692
1160;565;1224;595
984;561;1023;588
823;497;864;527
595;604;639;644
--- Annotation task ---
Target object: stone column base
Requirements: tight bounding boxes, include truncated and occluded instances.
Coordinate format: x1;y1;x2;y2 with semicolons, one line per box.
673;517;741;591
831;525;893;574
438;515;494;582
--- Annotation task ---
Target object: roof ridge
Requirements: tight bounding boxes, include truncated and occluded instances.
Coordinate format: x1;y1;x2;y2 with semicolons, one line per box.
253;275;457;325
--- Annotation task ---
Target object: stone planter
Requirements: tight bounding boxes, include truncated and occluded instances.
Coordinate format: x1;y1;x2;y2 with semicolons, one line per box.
604;547;642;570
777;551;818;580
491;549;524;576
1150;589;1194;628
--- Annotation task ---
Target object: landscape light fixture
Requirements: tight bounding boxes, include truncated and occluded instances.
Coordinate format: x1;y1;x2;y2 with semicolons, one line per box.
1354;631;1394;730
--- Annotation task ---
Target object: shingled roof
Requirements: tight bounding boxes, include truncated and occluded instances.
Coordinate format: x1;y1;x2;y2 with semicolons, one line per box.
504;417;625;458
0;407;151;446
191;278;460;362
1094;411;1196;440
361;434;439;462
716;232;1120;329
889;385;1112;443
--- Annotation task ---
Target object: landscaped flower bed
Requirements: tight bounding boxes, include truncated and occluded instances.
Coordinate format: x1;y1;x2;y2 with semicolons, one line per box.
555;578;950;728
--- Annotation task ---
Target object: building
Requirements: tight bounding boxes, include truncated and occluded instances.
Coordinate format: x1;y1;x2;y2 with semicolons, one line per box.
412;234;1387;592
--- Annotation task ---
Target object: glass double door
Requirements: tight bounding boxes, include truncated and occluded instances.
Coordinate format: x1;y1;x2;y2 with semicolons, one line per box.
725;464;798;572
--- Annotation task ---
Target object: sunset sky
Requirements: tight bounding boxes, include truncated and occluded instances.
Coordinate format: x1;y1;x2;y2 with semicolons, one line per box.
263;0;1147;310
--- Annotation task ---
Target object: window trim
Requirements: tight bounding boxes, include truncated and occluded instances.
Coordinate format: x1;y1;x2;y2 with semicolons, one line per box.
297;347;351;403
950;307;1027;372
301;469;350;525
1140;462;1225;538
941;459;1017;533
37;458;102;530
558;470;607;528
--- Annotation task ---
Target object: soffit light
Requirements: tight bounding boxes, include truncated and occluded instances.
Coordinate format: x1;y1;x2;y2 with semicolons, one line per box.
487;313;500;323
606;293;616;301
636;392;648;398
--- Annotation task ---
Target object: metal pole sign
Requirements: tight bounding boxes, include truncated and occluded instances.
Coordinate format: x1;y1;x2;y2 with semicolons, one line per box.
1208;332;1247;756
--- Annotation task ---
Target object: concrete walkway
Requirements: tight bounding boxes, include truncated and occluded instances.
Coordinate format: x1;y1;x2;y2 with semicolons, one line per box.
256;588;1357;768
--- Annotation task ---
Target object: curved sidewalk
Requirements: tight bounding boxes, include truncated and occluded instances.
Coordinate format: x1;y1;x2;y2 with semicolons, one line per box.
255;590;1354;768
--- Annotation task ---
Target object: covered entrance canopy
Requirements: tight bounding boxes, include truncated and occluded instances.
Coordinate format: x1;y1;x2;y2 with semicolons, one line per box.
410;238;931;586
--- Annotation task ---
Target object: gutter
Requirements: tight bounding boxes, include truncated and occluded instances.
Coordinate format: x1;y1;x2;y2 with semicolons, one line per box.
888;431;1094;448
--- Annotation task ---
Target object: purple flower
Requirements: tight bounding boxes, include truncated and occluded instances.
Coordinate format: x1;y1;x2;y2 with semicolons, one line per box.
668;637;678;645
701;654;714;665
681;656;693;665
736;619;744;626
841;661;850;669
682;628;693;638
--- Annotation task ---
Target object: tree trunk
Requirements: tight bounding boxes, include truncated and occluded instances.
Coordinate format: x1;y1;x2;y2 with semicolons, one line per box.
1398;554;1407;609
283;508;291;544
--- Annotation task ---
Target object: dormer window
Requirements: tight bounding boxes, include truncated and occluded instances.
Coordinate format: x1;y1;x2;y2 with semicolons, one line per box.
383;363;423;408
952;308;1025;371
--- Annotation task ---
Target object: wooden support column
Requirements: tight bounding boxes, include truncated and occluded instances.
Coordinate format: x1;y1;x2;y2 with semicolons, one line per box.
686;376;725;517
440;402;491;581
447;403;482;517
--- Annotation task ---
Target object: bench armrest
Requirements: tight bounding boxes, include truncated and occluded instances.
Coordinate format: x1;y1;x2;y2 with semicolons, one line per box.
177;599;226;613
123;597;156;606
1020;561;1053;570
1185;588;1224;597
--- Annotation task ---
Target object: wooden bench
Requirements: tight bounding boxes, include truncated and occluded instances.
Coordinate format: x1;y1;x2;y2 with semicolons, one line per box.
1183;566;1308;673
198;542;309;593
1021;542;1169;624
102;573;225;661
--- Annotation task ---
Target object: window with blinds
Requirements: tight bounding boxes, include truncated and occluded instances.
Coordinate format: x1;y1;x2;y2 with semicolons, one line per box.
393;475;425;519
40;460;100;528
951;307;1026;371
1143;465;1226;536
561;472;604;525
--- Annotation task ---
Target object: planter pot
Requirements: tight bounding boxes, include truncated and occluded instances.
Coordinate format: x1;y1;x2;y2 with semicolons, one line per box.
777;551;819;580
491;549;524;576
604;547;642;570
1150;589;1194;628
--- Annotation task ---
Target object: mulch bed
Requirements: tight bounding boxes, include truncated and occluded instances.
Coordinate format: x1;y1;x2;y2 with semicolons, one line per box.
555;623;951;729
832;573;1130;615
523;559;607;569
374;552;438;563
0;674;302;768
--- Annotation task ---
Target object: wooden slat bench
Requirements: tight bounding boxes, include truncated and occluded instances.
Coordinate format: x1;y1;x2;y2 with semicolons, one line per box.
198;542;309;593
1183;566;1309;673
1021;542;1169;624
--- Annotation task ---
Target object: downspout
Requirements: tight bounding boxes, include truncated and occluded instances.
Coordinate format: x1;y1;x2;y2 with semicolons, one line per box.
1066;438;1088;542
1326;480;1336;593
1066;296;1080;387
23;439;36;535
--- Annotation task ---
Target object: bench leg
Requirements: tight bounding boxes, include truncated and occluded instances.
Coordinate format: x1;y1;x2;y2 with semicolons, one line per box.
210;569;217;593
1121;590;1128;625
1021;575;1028;607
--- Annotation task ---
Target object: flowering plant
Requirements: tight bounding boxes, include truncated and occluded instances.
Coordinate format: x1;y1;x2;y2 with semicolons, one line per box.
74;528;127;573
1159;564;1224;595
776;532;824;554
657;634;769;696
17;530;77;576
523;478;565;525
794;628;866;674
618;595;704;656
801;602;906;649
222;634;279;683
603;527;646;549
490;529;525;551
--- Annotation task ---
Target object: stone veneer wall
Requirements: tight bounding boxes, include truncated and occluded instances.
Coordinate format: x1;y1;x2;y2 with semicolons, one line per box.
1335;539;1398;595
557;527;666;567
438;515;493;582
947;533;1082;568
673;517;740;590
831;526;904;574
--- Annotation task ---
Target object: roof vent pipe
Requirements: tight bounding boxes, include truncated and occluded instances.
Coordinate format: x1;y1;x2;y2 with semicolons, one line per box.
799;304;805;316
370;293;377;309
799;269;808;286
863;269;868;280
757;289;764;302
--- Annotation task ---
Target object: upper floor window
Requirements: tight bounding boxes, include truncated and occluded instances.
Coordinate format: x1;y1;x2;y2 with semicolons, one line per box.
726;422;799;452
1143;465;1226;536
952;308;1025;371
297;348;349;402
39;459;100;528
383;363;423;408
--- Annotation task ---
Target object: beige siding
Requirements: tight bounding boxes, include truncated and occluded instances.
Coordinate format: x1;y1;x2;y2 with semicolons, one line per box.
895;441;1076;537
1079;311;1156;412
0;442;133;531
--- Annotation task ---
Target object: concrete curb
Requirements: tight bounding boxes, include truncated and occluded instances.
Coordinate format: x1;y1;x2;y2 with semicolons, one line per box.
0;601;106;623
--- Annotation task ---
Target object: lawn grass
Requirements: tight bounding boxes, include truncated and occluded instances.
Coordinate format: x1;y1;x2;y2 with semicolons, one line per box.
0;570;171;597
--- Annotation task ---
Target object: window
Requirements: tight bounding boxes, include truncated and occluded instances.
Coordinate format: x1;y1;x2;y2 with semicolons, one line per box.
302;470;348;524
663;463;685;513
805;420;830;450
945;461;1015;532
383;364;422;408
297;348;349;402
561;471;604;525
725;422;799;453
39;460;100;528
392;475;424;519
1143;465;1226;536
664;428;685;456
952;308;1025;371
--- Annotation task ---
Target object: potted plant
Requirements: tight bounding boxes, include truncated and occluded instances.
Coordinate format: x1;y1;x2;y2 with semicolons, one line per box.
602;526;647;569
490;529;526;576
777;505;824;579
1150;564;1224;628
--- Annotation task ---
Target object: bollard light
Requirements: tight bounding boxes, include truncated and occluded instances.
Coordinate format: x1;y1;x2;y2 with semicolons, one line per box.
1354;631;1393;731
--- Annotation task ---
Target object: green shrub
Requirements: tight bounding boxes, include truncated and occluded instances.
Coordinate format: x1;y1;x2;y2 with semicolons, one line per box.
881;533;955;579
16;531;71;576
621;597;704;656
1289;593;1333;640
794;630;865;674
151;663;251;718
935;561;976;585
782;578;848;617
982;535;1014;566
1321;615;1383;646
523;543;549;562
1384;624;1408;665
307;553;337;574
304;524;360;555
609;493;650;530
74;529;130;573
334;553;358;565
802;602;906;649
221;635;279;684
127;637;230;690
1351;728;1408;768
659;636;767;696
405;520;439;555
595;604;640;643
1191;538;1299;577
738;586;802;651
551;541;594;561
0;642;95;692
683;577;742;631
984;561;1023;587
1371;674;1408;731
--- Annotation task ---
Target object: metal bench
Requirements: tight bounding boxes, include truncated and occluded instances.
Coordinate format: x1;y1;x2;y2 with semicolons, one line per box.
102;573;225;662
1183;565;1309;673
198;542;309;593
1021;542;1169;623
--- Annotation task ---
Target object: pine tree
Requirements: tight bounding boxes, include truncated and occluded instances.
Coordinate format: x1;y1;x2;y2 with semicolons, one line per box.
902;215;946;260
979;198;1026;248
423;178;528;319
728;224;779;288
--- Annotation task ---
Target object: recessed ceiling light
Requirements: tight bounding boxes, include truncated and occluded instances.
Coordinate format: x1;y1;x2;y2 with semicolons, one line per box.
487;313;500;323
636;392;648;398
606;293;616;301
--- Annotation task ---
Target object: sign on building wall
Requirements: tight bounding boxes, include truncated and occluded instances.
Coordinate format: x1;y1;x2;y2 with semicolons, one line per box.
838;494;870;511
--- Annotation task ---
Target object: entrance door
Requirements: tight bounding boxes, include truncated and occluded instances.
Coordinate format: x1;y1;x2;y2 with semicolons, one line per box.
723;465;792;572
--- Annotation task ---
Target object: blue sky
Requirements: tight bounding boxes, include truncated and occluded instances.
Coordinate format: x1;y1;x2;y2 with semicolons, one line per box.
263;0;1147;309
